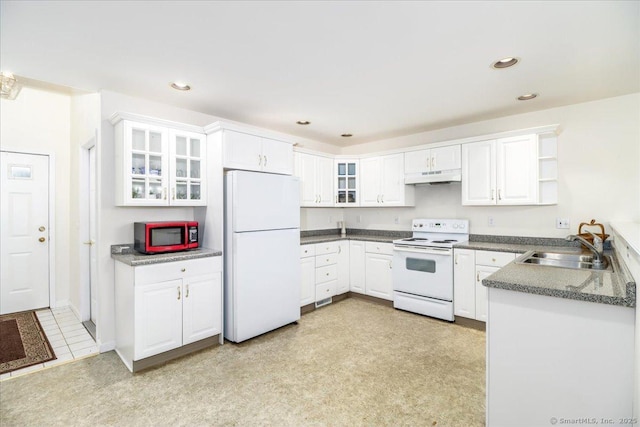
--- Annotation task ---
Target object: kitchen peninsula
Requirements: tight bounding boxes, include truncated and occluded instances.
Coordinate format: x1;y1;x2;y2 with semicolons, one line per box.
483;248;635;426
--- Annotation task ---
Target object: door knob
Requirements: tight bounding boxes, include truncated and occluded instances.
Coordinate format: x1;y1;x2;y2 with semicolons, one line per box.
83;240;95;246
39;226;46;232
39;237;46;242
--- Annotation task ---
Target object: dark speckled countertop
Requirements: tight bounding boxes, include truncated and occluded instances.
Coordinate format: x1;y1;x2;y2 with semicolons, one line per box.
111;245;222;266
483;249;635;308
302;230;635;308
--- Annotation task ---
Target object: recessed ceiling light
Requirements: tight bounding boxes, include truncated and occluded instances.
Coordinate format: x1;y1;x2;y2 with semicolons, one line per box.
296;120;311;125
492;57;519;69
170;82;191;91
517;93;538;101
341;133;353;138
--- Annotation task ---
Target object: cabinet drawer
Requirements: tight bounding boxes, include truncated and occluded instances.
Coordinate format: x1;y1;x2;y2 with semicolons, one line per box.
475;251;515;268
315;280;337;302
365;241;394;256
315;253;338;267
135;257;220;286
315;241;340;255
300;245;315;258
315;264;338;284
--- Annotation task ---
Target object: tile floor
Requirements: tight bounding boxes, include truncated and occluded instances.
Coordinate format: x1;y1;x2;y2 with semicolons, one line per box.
0;307;98;381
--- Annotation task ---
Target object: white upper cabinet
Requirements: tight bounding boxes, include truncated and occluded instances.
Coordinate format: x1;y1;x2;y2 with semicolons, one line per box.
462;135;539;205
495;135;538;205
360;154;414;207
222;129;293;175
294;152;334;207
112;114;206;207
334;159;359;206
168;130;206;206
461;140;495;205
405;145;461;174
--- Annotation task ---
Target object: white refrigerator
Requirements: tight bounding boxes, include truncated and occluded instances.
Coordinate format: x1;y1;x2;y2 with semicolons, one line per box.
224;170;301;342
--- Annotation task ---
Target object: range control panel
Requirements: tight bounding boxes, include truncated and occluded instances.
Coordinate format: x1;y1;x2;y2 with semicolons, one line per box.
411;219;469;233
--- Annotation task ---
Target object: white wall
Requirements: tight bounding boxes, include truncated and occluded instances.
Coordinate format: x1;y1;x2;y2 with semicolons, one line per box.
0;87;72;308
69;92;101;318
339;93;640;236
300;208;345;231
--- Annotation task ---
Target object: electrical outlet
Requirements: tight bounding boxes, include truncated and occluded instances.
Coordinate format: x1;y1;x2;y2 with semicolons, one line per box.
556;218;570;229
394;216;399;224
488;217;495;227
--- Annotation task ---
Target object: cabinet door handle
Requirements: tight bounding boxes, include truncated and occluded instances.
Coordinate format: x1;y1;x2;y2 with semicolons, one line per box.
177;286;181;300
181;268;186;272
377;195;380;203
163;187;167;200
455;254;458;265
172;188;176;200
431;157;436;170
498;189;502;201
477;272;480;282
381;195;384;203
338;246;341;254
336;195;338;203
491;189;495;201
185;284;189;298
258;154;262;166
389;261;392;269
264;155;267;166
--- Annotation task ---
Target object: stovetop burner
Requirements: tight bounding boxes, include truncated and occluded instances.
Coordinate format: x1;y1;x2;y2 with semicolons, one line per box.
393;219;469;249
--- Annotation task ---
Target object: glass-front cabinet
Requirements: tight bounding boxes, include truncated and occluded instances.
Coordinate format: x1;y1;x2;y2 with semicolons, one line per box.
335;159;359;206
169;130;206;206
112;113;207;206
126;121;169;205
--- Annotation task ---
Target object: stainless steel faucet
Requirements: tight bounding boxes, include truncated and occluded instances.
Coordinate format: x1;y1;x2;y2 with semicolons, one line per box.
566;233;605;269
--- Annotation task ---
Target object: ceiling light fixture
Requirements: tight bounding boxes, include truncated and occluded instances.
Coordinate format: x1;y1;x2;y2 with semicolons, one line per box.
0;71;21;100
517;93;538;101
170;81;191;91
492;57;519;69
296;120;311;125
341;133;353;138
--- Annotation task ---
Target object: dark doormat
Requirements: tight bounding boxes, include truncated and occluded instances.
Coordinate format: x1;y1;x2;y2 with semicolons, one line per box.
0;311;56;375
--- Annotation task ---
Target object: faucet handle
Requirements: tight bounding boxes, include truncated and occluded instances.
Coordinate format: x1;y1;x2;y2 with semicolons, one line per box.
586;231;603;252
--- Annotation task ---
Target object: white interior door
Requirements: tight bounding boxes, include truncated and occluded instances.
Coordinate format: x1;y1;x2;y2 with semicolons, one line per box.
1;152;50;314
89;146;98;323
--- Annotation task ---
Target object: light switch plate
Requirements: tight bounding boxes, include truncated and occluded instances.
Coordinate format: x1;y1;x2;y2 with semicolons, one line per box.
556;218;570;229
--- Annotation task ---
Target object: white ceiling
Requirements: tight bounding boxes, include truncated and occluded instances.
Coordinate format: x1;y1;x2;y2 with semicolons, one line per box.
1;1;638;146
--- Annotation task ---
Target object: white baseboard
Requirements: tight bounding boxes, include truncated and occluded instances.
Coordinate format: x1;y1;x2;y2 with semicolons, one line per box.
98;340;116;353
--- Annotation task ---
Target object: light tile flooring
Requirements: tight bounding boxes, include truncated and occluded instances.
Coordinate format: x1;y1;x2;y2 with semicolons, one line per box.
0;307;98;381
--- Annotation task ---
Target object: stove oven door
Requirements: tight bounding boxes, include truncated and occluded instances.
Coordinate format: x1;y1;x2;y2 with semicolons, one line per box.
392;246;453;301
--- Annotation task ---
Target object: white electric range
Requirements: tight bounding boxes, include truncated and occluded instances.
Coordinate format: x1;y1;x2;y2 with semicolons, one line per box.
392;219;469;321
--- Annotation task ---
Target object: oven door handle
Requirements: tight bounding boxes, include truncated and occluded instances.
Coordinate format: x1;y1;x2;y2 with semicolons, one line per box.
393;246;452;256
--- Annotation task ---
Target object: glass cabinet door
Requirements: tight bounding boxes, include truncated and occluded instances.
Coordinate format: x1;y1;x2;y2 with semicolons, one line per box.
128;123;168;204
335;160;359;206
170;131;206;206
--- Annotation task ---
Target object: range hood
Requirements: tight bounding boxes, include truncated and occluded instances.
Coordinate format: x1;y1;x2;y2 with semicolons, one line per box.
404;169;461;185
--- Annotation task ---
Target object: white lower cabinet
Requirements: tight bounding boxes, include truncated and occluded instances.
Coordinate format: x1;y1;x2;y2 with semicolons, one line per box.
300;241;350;307
364;242;394;301
300;254;316;307
115;257;222;372
453;248;476;319
336;241;350;294
349;240;366;294
453;249;515;322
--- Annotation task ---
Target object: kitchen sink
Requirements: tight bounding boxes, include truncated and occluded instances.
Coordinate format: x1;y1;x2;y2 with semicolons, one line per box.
515;251;612;271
